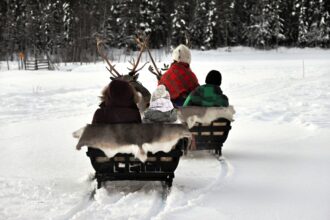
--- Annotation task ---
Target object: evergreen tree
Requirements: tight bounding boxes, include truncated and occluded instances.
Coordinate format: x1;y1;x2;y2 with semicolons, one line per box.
191;0;208;49
104;0;120;47
322;3;330;47
42;0;69;54
280;0;297;46
117;0;141;50
25;1;47;53
170;0;192;47
139;0;169;48
245;1;272;48
269;0;285;47
231;0;255;46
3;0;27;57
215;0;234;47
202;1;218;49
0;1;6;57
62;1;73;46
296;0;308;46
305;0;328;46
244;0;285;48
191;0;219;49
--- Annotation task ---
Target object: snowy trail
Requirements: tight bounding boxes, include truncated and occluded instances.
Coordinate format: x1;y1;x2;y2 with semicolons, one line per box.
55;189;96;220
52;152;227;220
153;155;233;220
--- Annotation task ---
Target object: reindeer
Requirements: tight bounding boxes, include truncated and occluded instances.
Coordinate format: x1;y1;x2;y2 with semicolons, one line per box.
96;36;151;112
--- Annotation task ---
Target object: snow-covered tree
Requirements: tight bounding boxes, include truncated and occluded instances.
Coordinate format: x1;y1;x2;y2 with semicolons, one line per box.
190;0;208;49
280;0;297;46
62;2;73;46
24;1;46;52
216;0;234;47
244;1;272;48
203;1;218;49
0;1;6;58
104;1;120;47
321;8;330;47
296;0;308;46
305;0;329;46
116;0;141;50
170;0;192;47
2;0;28;57
139;0;169;48
191;0;220;49
42;1;70;54
231;0;255;46
244;0;285;48
269;0;285;47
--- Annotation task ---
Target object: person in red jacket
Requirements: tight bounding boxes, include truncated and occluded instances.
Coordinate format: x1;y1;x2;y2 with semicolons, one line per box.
159;44;199;107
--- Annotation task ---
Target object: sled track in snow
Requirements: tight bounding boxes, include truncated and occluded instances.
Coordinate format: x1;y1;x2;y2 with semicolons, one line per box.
54;156;232;220
142;184;172;220
216;156;234;184
151;155;234;219
55;182;171;220
54;188;96;220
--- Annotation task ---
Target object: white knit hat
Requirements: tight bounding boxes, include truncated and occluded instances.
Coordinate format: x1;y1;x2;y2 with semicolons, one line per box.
172;44;191;64
151;85;170;101
149;85;174;112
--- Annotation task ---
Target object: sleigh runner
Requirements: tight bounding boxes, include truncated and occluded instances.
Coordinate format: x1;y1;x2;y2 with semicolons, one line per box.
76;123;191;188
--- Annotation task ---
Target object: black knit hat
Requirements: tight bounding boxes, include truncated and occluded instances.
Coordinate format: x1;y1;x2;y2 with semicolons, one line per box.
205;70;222;86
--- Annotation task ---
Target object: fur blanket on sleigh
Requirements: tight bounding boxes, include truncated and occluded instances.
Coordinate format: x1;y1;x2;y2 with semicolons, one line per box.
74;123;191;162
178;105;235;128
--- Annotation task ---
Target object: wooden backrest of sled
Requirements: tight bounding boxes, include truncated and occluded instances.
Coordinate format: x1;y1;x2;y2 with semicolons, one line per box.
95;155;173;163
189;118;231;149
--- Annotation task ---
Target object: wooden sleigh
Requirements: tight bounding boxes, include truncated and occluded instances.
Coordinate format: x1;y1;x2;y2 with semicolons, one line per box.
189;118;232;156
76;123;190;188
178;106;234;156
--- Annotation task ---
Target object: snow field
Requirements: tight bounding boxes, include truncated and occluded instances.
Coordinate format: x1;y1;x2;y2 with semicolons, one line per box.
0;47;330;219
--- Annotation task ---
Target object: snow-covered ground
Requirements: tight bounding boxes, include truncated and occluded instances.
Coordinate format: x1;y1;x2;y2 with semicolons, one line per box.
0;47;330;220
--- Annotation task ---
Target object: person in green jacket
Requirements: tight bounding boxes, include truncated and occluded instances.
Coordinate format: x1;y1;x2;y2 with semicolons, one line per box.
183;70;229;107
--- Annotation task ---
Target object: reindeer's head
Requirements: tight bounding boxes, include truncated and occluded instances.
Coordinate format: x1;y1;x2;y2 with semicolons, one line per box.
96;36;151;112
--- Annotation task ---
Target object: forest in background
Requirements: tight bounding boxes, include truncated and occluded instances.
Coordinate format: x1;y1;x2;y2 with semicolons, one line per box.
0;0;329;62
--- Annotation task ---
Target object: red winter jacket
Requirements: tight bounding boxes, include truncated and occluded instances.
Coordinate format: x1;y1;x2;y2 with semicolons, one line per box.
158;62;199;100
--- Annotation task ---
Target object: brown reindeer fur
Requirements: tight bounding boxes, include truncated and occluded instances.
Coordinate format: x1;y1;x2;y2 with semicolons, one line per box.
75;123;191;162
178;106;235;128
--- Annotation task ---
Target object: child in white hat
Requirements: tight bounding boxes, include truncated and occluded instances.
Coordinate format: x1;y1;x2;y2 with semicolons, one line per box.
143;85;177;123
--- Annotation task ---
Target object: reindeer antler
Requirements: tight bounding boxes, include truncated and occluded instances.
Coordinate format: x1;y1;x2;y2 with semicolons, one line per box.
96;37;122;77
127;57;149;75
161;63;169;71
148;66;162;81
146;51;162;79
127;35;149;75
136;34;163;80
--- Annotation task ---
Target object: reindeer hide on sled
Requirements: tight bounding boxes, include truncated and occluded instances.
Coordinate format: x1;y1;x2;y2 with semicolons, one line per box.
75;123;191;162
178;106;236;128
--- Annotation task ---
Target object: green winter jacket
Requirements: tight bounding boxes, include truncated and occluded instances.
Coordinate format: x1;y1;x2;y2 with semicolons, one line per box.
183;84;229;107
